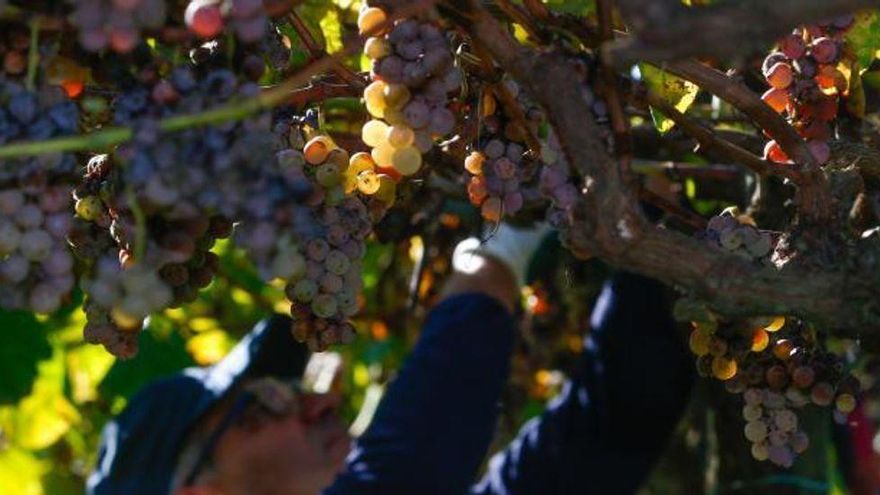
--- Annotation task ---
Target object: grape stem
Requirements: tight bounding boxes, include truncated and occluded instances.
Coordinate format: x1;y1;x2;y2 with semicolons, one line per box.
25;17;40;91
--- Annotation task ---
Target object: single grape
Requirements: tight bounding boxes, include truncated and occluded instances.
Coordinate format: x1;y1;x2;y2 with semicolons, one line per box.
358;7;388;36
387;124;415;149
712;356;738;381
391;146;422;176
744;420;768;442
762;87;791;115
765;62;794;89
779;33;806;59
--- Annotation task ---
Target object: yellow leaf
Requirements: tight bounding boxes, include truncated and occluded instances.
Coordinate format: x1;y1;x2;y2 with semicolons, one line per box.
0;447;47;495
186;330;234;366
10;346;80;450
640;64;700;133
65;345;115;404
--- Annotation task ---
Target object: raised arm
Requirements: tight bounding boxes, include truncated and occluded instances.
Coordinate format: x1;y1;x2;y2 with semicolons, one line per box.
471;272;695;495
325;255;519;495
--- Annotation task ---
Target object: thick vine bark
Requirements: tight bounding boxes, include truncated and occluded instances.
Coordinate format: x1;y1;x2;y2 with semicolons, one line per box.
606;0;880;66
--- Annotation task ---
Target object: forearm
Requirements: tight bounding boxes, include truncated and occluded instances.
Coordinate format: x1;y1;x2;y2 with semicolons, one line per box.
473;273;695;494
327;261;517;495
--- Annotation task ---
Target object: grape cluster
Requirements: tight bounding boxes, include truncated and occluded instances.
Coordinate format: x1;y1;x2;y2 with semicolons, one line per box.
0;182;75;314
463;82;539;222
703;209;774;262
81;257;172;358
761;16;855;165
66;0;167;53
358;3;462;177
0;80;79;313
68;66;272;357
185;0;290;44
689;315;860;467
273;135;376;351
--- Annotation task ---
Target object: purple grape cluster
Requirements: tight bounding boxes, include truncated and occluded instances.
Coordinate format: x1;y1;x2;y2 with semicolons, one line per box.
463;79;543;222
0;79;79;313
67;66;272;357
0;183;75;313
66;0;168;53
704;210;774;262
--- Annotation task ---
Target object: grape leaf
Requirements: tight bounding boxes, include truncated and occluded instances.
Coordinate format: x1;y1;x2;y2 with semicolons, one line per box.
11;345;81;450
0;310;51;405
0;447;47;495
639;64;700;133
320;9;343;54
846;10;880;69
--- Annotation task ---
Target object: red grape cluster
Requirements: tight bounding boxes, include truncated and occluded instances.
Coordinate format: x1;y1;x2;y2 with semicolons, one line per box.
761;16;855;165
66;0;168;53
689;315;860;467
185;0;291;44
704;210;774;262
358;3;462;178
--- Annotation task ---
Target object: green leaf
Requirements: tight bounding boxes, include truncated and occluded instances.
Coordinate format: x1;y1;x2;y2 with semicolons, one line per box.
320;9;343;54
542;0;595;16
640;64;700;133
846;10;880;69
0;310;52;405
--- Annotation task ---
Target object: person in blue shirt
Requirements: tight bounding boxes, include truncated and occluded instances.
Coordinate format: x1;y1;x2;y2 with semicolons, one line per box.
88;225;694;495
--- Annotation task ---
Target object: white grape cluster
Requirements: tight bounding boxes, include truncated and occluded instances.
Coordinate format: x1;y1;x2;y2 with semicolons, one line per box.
81;257;173;358
0;184;75;314
705;210;774;262
358;4;462;177
267;135;374;351
742;388;811;467
66;0;168;53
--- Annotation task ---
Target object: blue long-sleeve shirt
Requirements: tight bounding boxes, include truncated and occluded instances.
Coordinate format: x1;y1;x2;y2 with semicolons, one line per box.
326;272;694;495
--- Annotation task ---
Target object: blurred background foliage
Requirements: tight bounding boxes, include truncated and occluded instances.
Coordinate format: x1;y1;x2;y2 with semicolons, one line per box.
2;0;880;494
